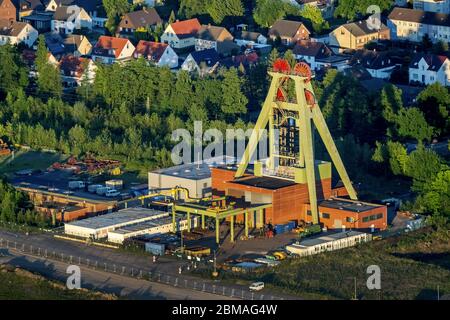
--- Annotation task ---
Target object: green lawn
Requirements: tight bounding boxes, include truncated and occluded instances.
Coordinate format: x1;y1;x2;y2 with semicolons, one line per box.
0;149;68;177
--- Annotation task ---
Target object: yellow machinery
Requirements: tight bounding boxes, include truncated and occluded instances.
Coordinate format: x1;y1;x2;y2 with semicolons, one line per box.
129;186;272;244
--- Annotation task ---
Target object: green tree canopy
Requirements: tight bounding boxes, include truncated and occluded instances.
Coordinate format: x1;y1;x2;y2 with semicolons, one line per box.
207;0;244;24
416;83;450;137
0;43;28;94
35;35;62;98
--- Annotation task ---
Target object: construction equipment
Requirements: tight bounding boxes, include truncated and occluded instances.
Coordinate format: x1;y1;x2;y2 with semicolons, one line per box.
271;251;287;260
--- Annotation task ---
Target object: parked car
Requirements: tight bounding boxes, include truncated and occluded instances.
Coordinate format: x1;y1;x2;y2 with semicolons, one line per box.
249;282;264;291
105;189;120;197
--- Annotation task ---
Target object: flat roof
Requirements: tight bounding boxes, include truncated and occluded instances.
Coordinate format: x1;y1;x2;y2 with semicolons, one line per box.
295;231;368;247
319;198;382;213
109;215;176;235
232;176;297;190
66;207;168;230
152;156;236;180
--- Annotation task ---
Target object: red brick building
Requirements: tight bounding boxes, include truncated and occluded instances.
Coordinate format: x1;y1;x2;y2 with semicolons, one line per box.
211;167;387;231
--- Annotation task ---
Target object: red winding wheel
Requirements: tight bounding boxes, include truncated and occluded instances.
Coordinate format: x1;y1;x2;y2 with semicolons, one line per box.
294;62;312;82
272;58;291;74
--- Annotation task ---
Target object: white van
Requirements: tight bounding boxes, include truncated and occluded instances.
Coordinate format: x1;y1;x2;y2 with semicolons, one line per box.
68;181;85;190
96;186;109;195
249;282;264;291
88;184;102;193
105;189;120;197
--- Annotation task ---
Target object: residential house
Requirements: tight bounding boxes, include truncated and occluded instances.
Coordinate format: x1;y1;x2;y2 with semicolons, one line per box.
181;48;220;75
117;8;162;38
195;24;238;56
413;0;450;14
388;7;450;43
59;54;96;87
17;0;45;18
268;19;310;46
22;11;53;32
292;40;334;71
63;34;91;56
409;53;450;86
134;40;178;68
0;20;37;46
44;33;66;58
45;0;73;11
91;35;135;64
46;0;105;25
51;5;92;34
0;0;16;22
348;50;398;79
329;20;390;52
161;18;201;49
220;51;259;70
234;30;267;47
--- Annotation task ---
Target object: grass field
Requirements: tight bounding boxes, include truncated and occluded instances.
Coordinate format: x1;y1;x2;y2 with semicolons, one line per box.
0;149;68;177
0;265;115;300
201;223;450;300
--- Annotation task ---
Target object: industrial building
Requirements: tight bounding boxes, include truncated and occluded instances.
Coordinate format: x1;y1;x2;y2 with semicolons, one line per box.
285;231;372;257
107;215;198;244
16;184;116;223
64;207;168;239
148;156;235;199
165;60;387;244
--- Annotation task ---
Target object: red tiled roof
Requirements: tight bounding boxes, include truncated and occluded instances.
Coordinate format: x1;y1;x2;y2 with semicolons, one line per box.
170;18;201;39
94;36;130;59
59;54;89;77
134;40;168;62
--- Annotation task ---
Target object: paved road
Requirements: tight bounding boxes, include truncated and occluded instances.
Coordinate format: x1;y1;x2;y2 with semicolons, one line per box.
0;250;235;300
0;229;295;300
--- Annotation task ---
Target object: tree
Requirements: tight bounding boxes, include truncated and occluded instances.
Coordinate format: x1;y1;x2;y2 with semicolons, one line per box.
102;0;130;34
178;0;209;18
283;49;296;68
416;168;450;217
300;4;329;33
405;144;443;192
35;35;62;97
386;141;408;176
168;10;176;24
334;0;394;20
253;0;291;28
207;0;244;24
68;125;88;156
432;40;449;55
416;82;450;137
0;43;28;94
395;107;434;143
221;67;248;116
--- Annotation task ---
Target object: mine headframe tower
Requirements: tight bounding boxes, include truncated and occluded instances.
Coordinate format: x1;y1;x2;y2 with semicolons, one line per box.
234;59;358;225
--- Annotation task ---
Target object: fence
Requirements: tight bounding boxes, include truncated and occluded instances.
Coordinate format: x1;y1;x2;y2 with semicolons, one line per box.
0;238;284;301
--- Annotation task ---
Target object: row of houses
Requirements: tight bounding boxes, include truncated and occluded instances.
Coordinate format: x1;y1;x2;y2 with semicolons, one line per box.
0;0;449;87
